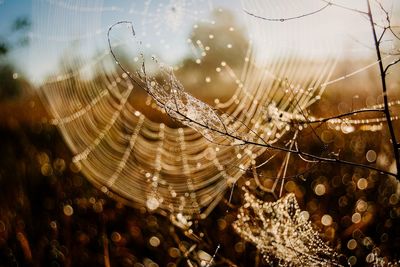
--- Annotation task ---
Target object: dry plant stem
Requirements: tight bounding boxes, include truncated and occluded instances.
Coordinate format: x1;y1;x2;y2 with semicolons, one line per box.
291;108;384;125
234;134;396;177
385;58;400;73
161;102;397;177
163;105;398;177
102;215;111;267
107;21;398;180
366;0;400;180
103;235;111;267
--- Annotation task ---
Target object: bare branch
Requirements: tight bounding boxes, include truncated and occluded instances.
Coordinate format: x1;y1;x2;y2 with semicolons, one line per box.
366;0;400;179
291;108;385;124
281;108;385;124
374;0;400;41
384;57;400;74
378;27;387;44
389;27;400;41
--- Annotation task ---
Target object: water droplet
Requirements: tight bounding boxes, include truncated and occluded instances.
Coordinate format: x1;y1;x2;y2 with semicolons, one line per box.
366;150;377;162
366;253;375;263
351;212;361;224
146;196;160;211
149;236;160;247
321;214;332;226
169;247;180;258
347;239;357;250
357;178;368;190
63;205;74;216
111;232;122;243
314;184;326;196
348;256;357;266
300;211;309;220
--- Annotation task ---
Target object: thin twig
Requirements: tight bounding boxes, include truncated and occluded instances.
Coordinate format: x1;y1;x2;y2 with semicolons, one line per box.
291;108;385;124
375;0;400;41
366;0;400;179
102;214;111;267
384;57;400;73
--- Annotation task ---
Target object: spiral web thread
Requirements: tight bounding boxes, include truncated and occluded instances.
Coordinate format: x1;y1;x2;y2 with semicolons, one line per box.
38;0;342;220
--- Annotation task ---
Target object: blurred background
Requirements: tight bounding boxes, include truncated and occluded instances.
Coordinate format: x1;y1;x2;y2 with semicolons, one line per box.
0;0;399;266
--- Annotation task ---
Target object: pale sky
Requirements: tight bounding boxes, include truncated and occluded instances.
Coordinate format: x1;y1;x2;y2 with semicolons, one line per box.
0;0;398;84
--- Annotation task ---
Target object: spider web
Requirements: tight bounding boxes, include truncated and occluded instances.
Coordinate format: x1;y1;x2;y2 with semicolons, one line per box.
36;0;343;219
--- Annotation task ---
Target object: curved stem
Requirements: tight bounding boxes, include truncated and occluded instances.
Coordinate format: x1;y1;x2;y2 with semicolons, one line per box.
108;21;398;180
